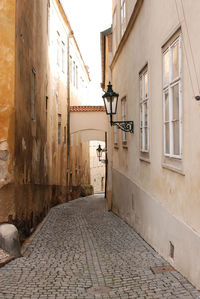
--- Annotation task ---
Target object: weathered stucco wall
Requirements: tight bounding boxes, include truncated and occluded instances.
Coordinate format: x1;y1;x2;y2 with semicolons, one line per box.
0;0;16;222
13;0;52;238
69;132;91;199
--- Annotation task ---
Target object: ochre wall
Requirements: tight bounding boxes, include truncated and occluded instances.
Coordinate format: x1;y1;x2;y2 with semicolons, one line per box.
0;0;16;222
69;132;91;199
13;0;53;238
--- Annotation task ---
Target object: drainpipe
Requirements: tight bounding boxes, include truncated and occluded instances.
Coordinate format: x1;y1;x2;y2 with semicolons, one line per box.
105;132;108;199
66;32;73;198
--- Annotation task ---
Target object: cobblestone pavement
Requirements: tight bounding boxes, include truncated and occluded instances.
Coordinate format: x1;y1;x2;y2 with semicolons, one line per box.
0;194;200;299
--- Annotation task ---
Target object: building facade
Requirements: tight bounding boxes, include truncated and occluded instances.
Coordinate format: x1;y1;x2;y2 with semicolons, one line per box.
0;0;92;239
102;0;200;289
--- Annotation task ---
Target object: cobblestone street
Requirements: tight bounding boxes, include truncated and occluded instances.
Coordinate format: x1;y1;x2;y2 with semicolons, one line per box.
0;195;199;299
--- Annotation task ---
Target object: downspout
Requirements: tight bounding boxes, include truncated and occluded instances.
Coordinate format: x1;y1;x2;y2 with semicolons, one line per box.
66;32;73;199
105;132;108;199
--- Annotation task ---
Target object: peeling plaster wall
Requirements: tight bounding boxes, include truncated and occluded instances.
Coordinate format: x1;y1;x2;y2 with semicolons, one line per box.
69;132;91;199
0;0;15;222
13;0;52;238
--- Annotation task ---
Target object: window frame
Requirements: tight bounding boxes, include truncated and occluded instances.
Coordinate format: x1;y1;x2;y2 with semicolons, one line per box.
31;68;36;121
113;114;118;146
56;32;60;66
61;42;66;73
121;97;127;144
139;68;149;153
58;113;62;145
120;0;126;37
163;35;182;159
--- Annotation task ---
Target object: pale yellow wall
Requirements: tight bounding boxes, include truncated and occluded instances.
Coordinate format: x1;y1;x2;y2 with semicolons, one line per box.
109;0;200;288
70;132;90;187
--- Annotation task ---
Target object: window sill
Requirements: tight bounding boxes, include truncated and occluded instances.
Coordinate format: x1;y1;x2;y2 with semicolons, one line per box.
122;141;128;149
162;163;185;176
140;151;150;162
140;157;150;164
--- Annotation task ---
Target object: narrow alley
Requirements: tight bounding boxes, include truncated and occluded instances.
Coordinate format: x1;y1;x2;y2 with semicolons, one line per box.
0;195;199;299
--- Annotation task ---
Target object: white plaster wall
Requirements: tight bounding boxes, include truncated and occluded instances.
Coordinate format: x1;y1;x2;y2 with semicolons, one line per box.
110;0;200;289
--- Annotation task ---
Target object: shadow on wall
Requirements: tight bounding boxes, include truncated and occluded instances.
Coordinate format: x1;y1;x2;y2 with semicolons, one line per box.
0;183;69;243
70;184;94;200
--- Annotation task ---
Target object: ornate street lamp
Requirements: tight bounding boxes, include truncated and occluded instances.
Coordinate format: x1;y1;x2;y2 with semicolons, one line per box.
102;82;134;133
96;144;107;164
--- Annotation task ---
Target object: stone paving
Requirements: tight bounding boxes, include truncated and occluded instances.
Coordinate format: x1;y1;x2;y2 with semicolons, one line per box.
0;194;200;299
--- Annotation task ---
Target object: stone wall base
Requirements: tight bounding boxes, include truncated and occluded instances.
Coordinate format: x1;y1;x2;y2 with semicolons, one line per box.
112;168;200;290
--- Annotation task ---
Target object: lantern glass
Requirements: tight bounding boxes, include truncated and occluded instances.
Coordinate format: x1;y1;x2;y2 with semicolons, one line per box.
103;95;118;115
102;82;119;115
96;144;103;158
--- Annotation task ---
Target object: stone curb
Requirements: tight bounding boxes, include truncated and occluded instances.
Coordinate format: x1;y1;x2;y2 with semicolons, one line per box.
0;248;15;268
21;209;52;255
0;256;15;268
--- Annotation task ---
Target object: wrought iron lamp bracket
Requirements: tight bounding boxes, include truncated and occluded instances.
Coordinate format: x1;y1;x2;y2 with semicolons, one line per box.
99;158;108;164
111;120;134;133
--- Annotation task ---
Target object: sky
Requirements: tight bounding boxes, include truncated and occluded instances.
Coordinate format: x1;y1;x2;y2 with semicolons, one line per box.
61;0;112;105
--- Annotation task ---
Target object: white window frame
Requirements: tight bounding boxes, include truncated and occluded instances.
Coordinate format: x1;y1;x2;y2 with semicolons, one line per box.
76;65;78;89
163;36;182;159
61;42;65;73
121;98;127;143
73;61;76;86
69;56;72;83
57;32;60;66
120;0;126;37
113;114;118;145
139;69;149;153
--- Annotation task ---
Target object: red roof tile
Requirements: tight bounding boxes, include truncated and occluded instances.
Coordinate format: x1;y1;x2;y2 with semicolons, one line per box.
70;106;105;112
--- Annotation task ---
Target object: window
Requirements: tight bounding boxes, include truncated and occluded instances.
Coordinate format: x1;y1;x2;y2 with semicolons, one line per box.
163;35;182;158
139;68;149;152
31;68;36;121
120;0;126;37
73;61;76;86
58;114;61;145
69;56;72;83
64;126;66;144
113;114;118;145
62;42;65;73
76;66;78;89
121;98;127;143
57;32;60;66
113;10;117;54
46;96;48;120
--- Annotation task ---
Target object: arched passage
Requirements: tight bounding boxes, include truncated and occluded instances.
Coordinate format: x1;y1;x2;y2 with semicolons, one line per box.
69;108;108;199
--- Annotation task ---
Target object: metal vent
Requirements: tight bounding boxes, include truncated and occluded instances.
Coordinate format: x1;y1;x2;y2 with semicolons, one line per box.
150;265;174;274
